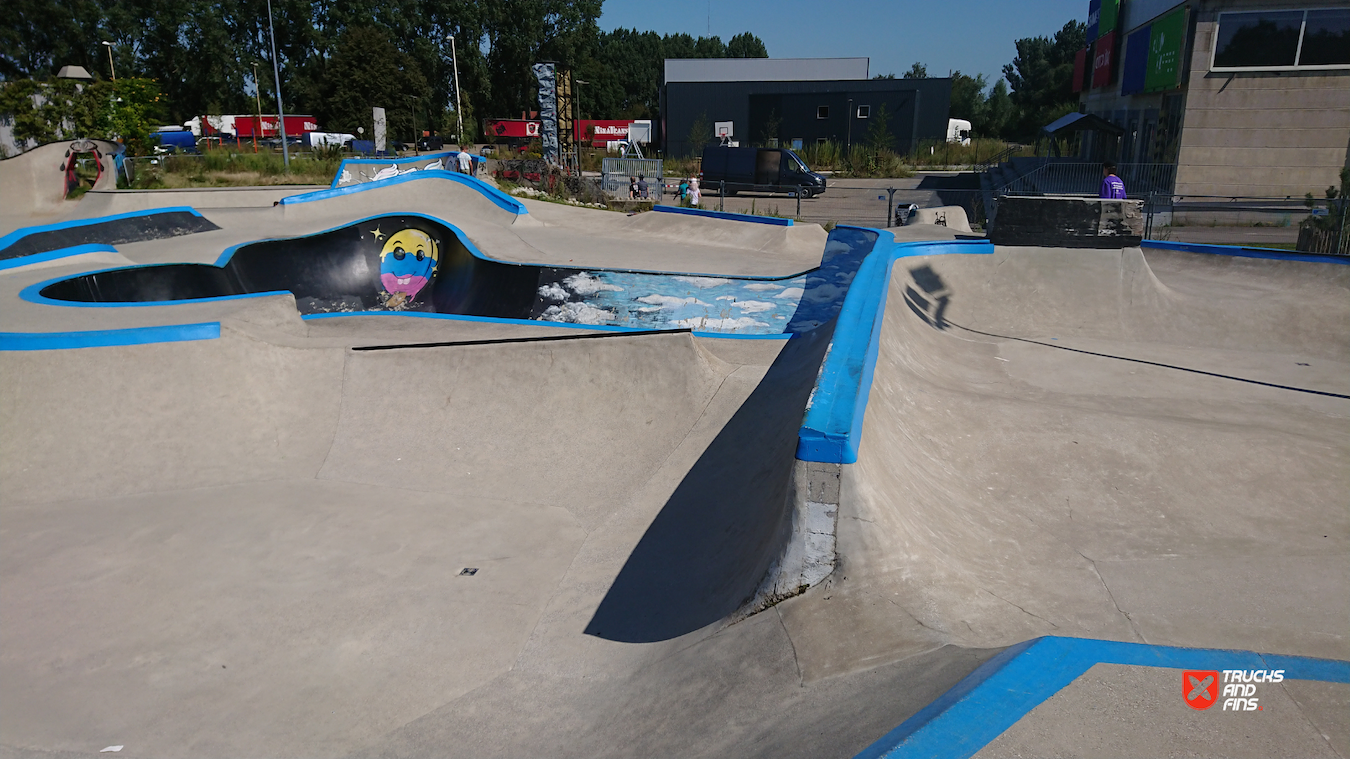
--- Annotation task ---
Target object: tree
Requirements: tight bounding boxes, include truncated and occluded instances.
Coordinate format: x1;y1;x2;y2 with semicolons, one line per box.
317;27;430;140
903;62;928;79
726;32;767;58
865;103;893;152
872;73;897;80
949;71;989;131
757;108;780;146
1002;20;1086;140
686;111;710;157
984;78;1013;138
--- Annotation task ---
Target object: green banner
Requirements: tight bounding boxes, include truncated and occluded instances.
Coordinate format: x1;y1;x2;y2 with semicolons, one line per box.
1145;7;1187;92
1099;0;1119;35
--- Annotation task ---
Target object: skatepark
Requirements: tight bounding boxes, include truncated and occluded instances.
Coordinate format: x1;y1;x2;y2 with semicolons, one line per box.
1;141;1347;758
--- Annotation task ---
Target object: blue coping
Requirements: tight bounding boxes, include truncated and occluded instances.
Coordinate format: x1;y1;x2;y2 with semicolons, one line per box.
796;233;994;464
1143;239;1350;265
293;164;527;216
854;636;1350;759
0;206;208;253
0;243;120;272
651;204;794;226
0;322;220;351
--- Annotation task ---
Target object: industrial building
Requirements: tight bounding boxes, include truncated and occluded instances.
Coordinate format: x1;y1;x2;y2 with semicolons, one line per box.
1074;0;1349;199
659;58;953;158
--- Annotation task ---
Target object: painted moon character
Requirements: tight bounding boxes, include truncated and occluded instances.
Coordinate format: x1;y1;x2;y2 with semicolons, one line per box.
379;228;439;303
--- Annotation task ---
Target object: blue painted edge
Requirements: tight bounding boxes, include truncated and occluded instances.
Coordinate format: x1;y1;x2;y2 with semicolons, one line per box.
0;243;120;272
652;204;794;226
302;309;797;340
0;206;207;254
286;168;528;216
855;635;1350;759
796;233;994;464
0;322;220;351
1143;239;1350;265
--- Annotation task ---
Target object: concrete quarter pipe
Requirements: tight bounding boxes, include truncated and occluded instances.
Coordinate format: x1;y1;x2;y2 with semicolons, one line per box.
0;169;1346;758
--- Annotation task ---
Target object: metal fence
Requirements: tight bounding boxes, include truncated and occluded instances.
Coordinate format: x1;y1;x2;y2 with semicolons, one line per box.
654;180;988;231
997;161;1178;198
601;157;664;199
1142;194;1347;254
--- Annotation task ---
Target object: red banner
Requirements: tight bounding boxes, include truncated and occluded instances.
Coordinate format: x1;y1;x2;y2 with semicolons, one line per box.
1092;31;1117;89
1073;48;1088;93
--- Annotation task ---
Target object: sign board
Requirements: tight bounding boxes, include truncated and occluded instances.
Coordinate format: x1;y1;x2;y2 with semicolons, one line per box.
485;119;542;139
1120;26;1151;95
1145;7;1187;93
1073;48;1088;93
1093;30;1117;88
1087;0;1101;42
1099;0;1119;36
715;121;734;138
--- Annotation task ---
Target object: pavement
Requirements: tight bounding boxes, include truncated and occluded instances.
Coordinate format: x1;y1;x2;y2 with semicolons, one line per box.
1;172;1346;758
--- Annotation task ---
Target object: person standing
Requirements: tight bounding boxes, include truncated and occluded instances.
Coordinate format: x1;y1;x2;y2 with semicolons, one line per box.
637;174;649;199
1100;163;1127;199
456;149;473;175
629;176;638;199
688;177;701;207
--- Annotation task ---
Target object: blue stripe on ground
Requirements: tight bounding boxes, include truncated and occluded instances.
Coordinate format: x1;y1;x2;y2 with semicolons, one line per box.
651;204;794;226
854;636;1350;759
0;322;221;351
796;233;993;464
0;207;207;253
1143;239;1350;265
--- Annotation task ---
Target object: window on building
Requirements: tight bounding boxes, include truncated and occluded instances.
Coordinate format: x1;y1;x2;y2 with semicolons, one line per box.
1302;9;1350;66
816;137;828;144
857;105;871;118
1213;9;1350;70
816;106;829;119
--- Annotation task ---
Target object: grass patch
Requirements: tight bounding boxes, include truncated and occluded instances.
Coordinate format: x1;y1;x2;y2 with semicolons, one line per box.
128;148;340;188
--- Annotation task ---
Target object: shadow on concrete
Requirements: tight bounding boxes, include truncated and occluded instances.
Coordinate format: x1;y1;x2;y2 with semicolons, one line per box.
902;263;952;330
584;326;833;643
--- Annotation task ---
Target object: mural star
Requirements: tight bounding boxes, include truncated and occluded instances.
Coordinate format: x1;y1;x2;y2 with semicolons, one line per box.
369;226;385;241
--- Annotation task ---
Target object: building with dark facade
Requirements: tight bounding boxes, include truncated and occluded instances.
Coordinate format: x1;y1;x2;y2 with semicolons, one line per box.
660;58;953;158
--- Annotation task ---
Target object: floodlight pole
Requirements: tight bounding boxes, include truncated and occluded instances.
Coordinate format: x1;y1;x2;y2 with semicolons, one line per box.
449;36;464;147
265;0;289;169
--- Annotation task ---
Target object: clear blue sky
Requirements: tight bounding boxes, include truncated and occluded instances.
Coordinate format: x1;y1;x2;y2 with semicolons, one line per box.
598;0;1087;90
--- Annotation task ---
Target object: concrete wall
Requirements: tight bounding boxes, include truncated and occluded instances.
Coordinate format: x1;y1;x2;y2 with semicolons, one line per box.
1174;1;1350;198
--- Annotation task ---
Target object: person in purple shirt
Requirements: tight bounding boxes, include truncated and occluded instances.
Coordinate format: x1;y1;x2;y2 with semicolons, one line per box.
1100;162;1127;199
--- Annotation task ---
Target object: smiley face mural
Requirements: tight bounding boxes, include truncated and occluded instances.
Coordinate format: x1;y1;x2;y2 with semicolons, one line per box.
378;228;439;308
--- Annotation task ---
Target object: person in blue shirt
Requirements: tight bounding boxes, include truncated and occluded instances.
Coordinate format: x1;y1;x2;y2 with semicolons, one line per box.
1100;163;1127;199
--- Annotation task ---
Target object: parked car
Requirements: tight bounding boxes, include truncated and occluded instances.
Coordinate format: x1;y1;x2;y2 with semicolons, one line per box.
699;146;827;197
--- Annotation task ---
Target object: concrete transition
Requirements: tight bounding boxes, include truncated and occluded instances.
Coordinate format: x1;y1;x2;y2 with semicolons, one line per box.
0;139;120;234
0;164;1345;758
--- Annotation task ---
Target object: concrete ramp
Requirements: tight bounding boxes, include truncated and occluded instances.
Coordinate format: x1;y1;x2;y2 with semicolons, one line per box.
785;245;1349;685
0;140;119;233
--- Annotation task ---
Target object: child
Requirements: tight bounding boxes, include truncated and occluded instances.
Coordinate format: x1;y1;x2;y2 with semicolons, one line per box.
688;177;701;207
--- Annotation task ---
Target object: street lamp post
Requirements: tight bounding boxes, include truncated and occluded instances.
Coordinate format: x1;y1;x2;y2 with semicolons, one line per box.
251;62;263;154
264;0;289;169
409;97;418;155
101;41;116;82
449;36;464;148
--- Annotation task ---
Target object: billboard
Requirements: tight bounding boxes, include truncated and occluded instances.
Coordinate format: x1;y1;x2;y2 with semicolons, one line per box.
1093;30;1118;88
1145;7;1188;92
1099;0;1119;36
1087;0;1101;42
576;119;632;146
1073;48;1088;93
1121;25;1151;95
